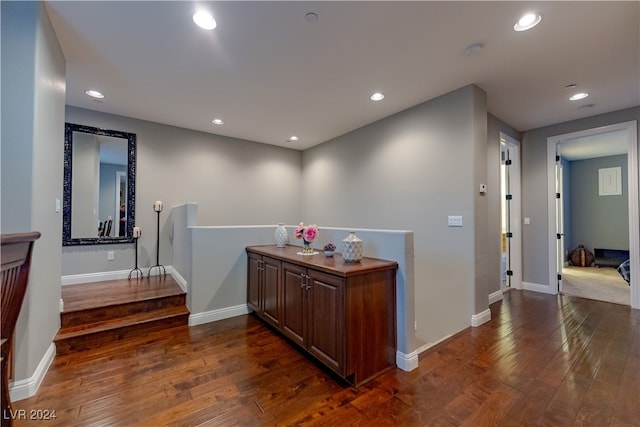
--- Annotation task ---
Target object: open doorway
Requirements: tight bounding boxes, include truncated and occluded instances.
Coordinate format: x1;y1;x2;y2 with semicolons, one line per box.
547;121;639;309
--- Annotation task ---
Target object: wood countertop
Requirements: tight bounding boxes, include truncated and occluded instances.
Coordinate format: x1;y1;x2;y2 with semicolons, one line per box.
246;245;397;278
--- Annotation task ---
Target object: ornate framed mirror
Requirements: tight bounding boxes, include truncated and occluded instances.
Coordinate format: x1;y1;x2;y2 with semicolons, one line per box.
63;123;136;246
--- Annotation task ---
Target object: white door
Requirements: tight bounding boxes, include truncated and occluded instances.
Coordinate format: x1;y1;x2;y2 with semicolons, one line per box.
500;134;522;290
555;152;564;293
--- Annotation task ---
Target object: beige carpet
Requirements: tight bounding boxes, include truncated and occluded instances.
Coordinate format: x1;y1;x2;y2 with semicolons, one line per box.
561;265;630;306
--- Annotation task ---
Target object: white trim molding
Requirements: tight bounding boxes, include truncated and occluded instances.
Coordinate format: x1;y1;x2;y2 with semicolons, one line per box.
414;333;454;356
10;343;56;402
489;290;503;305
62;266;177;286
396;351;419;372
188;304;250;326
471;309;491;327
170;268;188;293
523;281;557;295
547;121;639;309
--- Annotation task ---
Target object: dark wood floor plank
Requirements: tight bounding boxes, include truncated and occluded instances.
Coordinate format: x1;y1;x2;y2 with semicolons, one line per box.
11;290;640;426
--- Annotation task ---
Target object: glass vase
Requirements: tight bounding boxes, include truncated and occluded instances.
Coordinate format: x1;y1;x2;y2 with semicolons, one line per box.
302;240;314;254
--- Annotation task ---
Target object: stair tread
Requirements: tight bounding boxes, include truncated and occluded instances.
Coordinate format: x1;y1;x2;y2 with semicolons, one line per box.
62;275;184;312
55;305;189;340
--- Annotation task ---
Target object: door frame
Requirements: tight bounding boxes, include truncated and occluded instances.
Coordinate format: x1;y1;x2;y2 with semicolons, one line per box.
500;133;522;290
547;120;639;309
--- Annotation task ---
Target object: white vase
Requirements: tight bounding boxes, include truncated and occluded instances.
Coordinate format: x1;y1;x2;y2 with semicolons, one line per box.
274;223;288;247
342;231;363;263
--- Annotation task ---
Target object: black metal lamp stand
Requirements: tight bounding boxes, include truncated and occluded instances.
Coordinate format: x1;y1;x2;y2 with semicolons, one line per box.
148;201;166;278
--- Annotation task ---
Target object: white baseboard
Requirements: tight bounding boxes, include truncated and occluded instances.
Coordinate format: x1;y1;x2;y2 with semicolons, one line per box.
396;350;419;372
523;281;557;295
189;304;250;326
10;343;56;402
171;268;188;293
62;266;176;285
415;333;454;356
488;290;503;305
471;308;491;327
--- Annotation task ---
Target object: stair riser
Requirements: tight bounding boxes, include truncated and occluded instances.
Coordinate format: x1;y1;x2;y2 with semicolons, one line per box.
61;294;186;327
55;314;189;356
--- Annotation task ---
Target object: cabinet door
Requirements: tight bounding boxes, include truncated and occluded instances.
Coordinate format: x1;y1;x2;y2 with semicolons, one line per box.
307;270;345;375
281;262;307;348
247;252;262;312
261;256;281;328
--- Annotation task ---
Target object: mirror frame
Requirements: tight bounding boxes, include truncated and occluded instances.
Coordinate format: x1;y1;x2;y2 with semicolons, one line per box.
63;123;136;246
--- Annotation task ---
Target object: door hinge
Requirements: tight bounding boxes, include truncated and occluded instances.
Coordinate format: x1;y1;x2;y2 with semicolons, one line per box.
505;159;512;166
557;273;562;281
556;155;560;162
556;193;561;199
506;194;513;200
506;270;513;276
506;232;513;238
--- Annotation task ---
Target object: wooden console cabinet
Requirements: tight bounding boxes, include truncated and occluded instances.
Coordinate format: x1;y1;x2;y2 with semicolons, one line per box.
246;245;397;387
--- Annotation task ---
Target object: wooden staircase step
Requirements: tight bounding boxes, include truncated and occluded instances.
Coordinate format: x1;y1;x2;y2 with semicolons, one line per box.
61;294;186;327
54;306;190;355
56;276;189;355
61;275;184;312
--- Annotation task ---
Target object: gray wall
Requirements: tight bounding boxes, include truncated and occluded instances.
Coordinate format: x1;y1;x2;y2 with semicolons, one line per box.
569;154;629;252
99;162;126;234
302;85;505;346
1;1;65;380
521;107;640;286
71;133;100;237
62;107;303;275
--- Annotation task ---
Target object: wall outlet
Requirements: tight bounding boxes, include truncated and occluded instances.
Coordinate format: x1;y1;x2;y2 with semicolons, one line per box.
107;251;115;261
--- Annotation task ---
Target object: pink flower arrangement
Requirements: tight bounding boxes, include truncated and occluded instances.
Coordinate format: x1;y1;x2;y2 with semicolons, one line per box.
294;222;318;243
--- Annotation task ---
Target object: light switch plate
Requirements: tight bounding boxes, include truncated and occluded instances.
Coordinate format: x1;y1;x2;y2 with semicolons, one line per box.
448;215;463;227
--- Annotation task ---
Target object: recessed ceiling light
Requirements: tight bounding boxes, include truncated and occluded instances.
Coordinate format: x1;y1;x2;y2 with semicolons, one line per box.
370;92;385;101
514;13;541;31
193;11;216;30
85;89;104;99
212;118;224;125
287;136;299;142
569;92;589;101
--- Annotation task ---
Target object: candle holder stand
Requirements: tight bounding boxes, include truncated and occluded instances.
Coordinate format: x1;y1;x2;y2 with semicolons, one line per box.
128;236;143;279
148;209;166;278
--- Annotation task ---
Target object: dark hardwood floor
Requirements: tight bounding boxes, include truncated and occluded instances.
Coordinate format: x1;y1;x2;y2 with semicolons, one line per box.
11;289;640;426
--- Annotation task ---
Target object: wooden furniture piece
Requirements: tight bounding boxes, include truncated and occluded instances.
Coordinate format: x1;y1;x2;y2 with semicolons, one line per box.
1;232;40;425
246;245;397;387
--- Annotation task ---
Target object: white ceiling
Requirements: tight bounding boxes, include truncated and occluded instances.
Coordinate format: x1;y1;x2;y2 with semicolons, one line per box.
45;1;639;151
